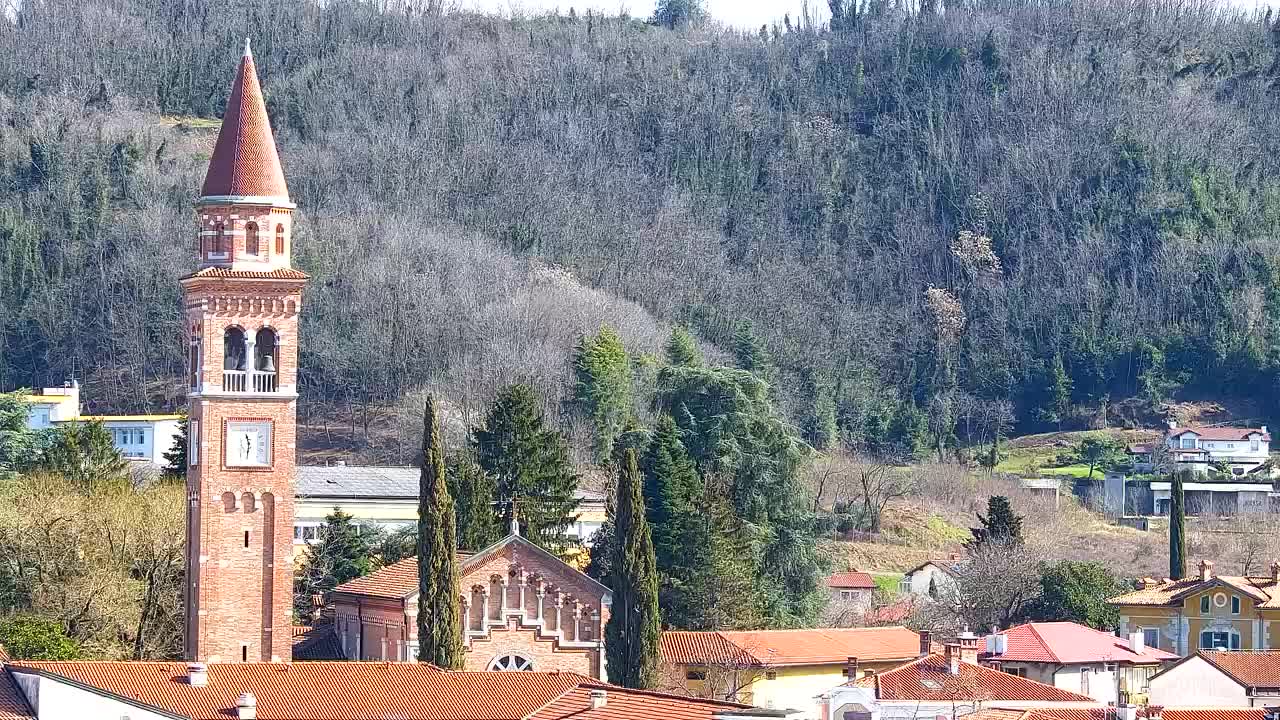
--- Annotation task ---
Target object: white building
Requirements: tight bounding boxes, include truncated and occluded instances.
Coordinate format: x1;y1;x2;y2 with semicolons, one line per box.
19;384;182;468
1131;423;1271;478
1147;650;1280;708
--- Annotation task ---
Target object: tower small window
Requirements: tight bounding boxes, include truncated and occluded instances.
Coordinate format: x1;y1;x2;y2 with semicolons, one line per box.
213;223;229;255
275;224;285;256
244;530;250;548
188;338;201;390
245;222;260;255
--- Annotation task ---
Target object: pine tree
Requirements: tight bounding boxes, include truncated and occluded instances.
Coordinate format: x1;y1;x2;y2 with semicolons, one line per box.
570;325;633;462
448;451;501;551
417;396;465;668
41;420;129;495
604;449;660;689
473;383;580;554
970;495;1024;549
642;415;699;571
1170;469;1187;580
664;326;702;367
161;415;188;480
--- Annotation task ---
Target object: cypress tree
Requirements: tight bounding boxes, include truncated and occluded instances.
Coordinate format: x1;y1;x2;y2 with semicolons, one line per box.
604;449;660;688
664;326;702;367
1170;468;1187;580
970;495;1024;549
473;383;580;554
417;396;465;668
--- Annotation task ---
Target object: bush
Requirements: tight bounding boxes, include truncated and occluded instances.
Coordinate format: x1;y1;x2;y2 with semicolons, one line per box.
0;615;80;660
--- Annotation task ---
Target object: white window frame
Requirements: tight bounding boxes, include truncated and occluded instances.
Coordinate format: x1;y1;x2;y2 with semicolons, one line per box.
189;420;199;466
1140;627;1160;649
1180;437;1196;449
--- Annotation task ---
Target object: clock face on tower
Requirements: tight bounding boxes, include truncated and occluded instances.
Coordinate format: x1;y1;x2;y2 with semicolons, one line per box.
225;420;272;467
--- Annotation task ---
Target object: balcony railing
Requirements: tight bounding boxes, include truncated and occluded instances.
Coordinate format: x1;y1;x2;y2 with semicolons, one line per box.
222;370;278;393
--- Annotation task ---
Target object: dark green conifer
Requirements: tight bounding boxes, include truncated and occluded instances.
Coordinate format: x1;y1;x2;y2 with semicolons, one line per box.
1170;469;1187;580
417;396;465;668
664;326;702;367
604;449;660;689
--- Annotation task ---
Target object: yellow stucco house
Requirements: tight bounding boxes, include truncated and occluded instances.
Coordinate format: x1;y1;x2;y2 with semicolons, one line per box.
1110;560;1280;655
659;626;927;718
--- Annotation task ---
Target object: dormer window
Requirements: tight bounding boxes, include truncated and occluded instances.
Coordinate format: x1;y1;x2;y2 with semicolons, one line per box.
245;222;260;256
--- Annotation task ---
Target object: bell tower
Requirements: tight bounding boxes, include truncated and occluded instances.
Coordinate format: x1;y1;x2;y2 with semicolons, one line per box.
181;39;306;663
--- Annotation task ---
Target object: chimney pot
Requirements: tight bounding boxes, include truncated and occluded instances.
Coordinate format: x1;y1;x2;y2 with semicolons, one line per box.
845;656;859;678
187;662;208;688
1200;560;1214;582
1271;561;1280;583
237;691;257;720
918;631;932;658
944;643;961;675
1128;631;1145;654
589;689;607;709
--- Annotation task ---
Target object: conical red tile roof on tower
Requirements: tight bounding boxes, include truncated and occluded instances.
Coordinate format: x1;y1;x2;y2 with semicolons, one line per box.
200;39;289;202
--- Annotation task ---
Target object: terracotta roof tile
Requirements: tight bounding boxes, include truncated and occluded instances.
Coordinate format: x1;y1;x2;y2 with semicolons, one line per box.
827;572;876;589
527;685;756;720
200;43;289;201
7;662;601;720
182;267;310;281
290;625;344;661
1199;650;1280;688
1109;574;1278;607
859;654;1093;702
0;670;32;720
660;632;758;666
1169;426;1270;442
1011;708;1266;720
662;627;922;668
987;622;1176;665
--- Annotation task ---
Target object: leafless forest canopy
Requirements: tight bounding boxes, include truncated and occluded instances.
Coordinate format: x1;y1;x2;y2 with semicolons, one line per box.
4;0;1280;446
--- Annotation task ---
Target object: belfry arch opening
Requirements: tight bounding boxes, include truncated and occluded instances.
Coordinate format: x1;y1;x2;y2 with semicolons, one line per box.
254;328;278;392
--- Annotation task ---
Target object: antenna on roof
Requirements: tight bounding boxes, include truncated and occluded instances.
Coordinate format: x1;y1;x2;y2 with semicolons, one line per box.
243;37;252;58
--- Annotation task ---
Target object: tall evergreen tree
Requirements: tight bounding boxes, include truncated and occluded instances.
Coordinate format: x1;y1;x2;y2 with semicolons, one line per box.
473;383;580;554
732;321;774;384
642;415;698;569
1170;469;1187;580
41;420;129;495
604;449;660;689
570;325;633;462
448;451;501;551
969;495;1024;549
417;396;464;668
664;326;702;367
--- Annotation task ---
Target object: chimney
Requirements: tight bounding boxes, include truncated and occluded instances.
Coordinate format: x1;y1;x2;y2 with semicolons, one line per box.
237;691;257;720
957;630;980;665
1128;631;1145;654
1167;418;1177;430
944;643;961;675
844;656;859;678
918;631;932;658
1199;560;1214;582
1271;562;1280;583
589;689;607;710
1117;705;1137;720
187;662;208;688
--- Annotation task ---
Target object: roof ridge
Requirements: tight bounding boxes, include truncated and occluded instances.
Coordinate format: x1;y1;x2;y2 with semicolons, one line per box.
1024;623;1060;663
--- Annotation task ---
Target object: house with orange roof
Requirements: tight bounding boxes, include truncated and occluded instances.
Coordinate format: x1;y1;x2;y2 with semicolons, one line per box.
1109;560;1280;655
659;626;929;717
979;622;1176;704
328;530;611;678
0;659;785;720
827;572;877;614
819;633;1099;720
1146;649;1280;708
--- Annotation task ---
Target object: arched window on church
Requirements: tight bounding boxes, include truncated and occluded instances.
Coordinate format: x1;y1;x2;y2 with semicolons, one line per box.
223;327;246;392
214;223;229;255
254;328;278;392
275;224;285;256
245;222;260;256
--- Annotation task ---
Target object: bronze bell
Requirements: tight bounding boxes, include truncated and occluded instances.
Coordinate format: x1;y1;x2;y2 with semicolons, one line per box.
260;354;276;373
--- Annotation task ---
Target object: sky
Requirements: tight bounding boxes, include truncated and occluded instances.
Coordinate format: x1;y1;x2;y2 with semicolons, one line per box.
452;0;830;29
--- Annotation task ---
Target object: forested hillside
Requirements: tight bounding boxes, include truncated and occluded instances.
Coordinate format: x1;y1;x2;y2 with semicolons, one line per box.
4;0;1280;453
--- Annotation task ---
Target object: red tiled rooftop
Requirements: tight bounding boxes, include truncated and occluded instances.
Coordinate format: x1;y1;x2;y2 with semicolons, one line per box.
1169;426;1270;442
333;556;419;599
827;572;876;589
663;627;922;668
859;654;1092;702
987;622;1175;665
200;42;290;201
0;671;31;720
1197;650;1280;688
182;267;310;281
6;662;758;720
